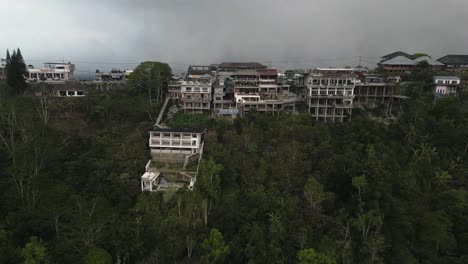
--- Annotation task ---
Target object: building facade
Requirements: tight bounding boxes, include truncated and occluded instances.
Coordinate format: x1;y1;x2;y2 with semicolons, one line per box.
94;69;133;82
27;62;75;82
305;68;356;122
141;128;207;192
437;55;468;72
433;76;460;97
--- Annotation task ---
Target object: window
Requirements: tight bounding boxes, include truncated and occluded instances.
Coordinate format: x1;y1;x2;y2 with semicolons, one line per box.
452;81;458;84
186;87;192;92
77;91;84;96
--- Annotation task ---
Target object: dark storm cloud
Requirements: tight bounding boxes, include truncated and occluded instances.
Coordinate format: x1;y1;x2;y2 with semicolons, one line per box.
1;0;468;73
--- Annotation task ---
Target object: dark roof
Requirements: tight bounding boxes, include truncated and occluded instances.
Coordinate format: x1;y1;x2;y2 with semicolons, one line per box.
151;127;206;134
437;55;468;66
257;69;278;76
218;62;267;70
187;65;217;75
381;51;412;60
43;62;73;65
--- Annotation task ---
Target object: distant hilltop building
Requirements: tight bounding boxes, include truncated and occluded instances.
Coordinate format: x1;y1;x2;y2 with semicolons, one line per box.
378;51;444;72
437;55;468;72
94;69;133;82
27;62;75;82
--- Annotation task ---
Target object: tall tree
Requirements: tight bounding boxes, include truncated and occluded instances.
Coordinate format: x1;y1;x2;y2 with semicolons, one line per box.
200;229;230;264
5;48;28;94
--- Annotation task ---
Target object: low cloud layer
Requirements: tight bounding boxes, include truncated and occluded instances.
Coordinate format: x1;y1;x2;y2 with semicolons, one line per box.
1;0;468;74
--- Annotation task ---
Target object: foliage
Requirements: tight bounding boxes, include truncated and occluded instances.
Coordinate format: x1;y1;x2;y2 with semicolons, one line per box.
200;229;230;264
83;248;112;264
168;112;212;129
4;49;28;94
126;61;172;104
298;248;336;264
0;79;468;263
21;237;48;264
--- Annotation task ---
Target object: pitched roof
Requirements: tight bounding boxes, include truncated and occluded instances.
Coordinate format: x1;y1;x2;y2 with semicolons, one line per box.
218;62;267;70
433;76;460;80
414;56;445;66
381;51;412;60
257;69;278;76
437;55;468;66
379;56;416;66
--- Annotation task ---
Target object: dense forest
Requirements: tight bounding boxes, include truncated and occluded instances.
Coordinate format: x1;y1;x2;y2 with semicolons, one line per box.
1;60;468;263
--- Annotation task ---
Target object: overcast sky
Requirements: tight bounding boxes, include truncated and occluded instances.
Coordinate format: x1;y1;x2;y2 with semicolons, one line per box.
1;0;468;75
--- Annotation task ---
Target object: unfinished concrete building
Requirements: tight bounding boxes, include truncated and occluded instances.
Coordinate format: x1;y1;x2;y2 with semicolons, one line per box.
305;68;356;122
141;128;206;192
179;80;212;113
213;71;236;114
354;75;408;115
168;65;215;113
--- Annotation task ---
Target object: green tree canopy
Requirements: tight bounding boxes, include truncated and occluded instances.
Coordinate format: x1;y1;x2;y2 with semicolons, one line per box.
298;248;336;264
201;229;230;264
83;248;113;264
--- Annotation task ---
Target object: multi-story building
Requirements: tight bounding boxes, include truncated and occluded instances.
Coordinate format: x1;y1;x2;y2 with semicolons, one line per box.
305;68;356;122
179;80;212;113
94;69;133;82
141;128;207;192
437;55;468;72
433;76;460;97
354;75;408;115
27;62;75;82
217;62;267;71
168;65;215;113
212;71;236;112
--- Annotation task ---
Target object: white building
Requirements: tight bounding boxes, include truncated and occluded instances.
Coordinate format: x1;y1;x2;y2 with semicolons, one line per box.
54;82;87;97
179;80;212;113
305;68;357;122
141;128;207;192
433;76;460;97
149;128;206;156
27;62;75;82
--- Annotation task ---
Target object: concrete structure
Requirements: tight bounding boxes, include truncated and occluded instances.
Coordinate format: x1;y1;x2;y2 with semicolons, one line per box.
179;80;212;113
149;128;205;156
27;62;75;83
142;128;207;192
433;76;460;97
354;75;408;115
53;82;87;97
94;69;133;82
217;62;267;71
305;68;356;122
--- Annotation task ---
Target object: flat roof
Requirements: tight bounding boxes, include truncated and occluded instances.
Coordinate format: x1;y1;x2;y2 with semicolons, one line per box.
433;76;460;80
151;128;206;133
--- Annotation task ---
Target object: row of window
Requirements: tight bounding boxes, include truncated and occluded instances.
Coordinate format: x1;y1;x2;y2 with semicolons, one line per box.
151;133;198;138
184;87;210;92
436;80;459;84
